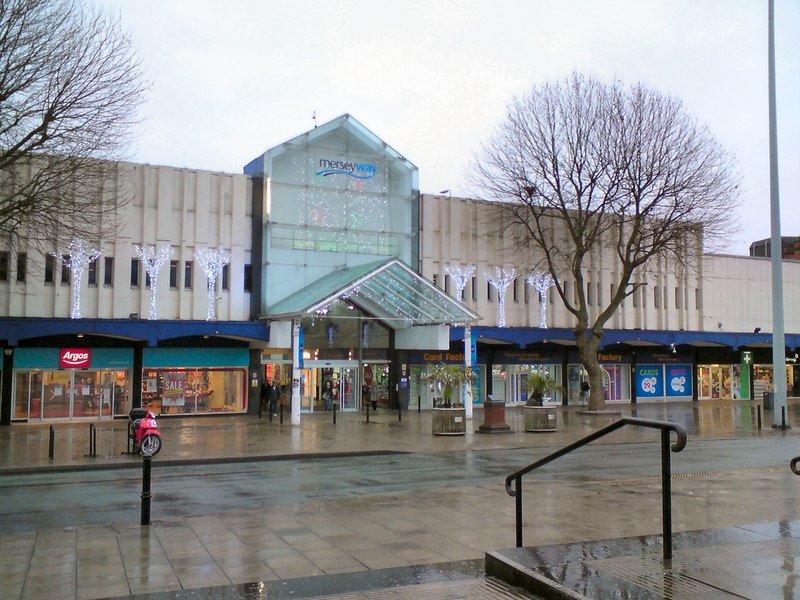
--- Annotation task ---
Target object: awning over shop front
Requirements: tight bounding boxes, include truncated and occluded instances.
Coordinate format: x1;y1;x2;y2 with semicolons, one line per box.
264;258;480;328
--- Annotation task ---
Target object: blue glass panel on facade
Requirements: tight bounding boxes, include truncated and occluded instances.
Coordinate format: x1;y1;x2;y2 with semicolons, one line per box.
143;348;249;368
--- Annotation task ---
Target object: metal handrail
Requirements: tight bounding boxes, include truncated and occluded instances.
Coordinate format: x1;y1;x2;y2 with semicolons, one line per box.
790;456;800;475
505;417;687;562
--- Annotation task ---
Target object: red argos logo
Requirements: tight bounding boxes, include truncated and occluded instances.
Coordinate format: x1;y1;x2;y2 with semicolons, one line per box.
60;348;91;369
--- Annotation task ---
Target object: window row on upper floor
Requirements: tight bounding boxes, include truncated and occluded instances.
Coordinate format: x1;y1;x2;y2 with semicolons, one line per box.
0;250;253;294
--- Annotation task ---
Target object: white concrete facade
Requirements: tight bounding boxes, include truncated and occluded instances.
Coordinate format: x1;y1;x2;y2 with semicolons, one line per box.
0;162;252;322
419;193;800;335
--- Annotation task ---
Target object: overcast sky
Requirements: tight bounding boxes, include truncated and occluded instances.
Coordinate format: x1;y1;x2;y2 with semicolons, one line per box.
99;0;799;256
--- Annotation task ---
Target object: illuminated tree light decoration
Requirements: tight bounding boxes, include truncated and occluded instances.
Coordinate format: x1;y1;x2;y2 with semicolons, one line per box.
55;239;102;319
444;263;476;301
486;266;517;327
135;244;174;320
527;271;556;329
194;247;231;321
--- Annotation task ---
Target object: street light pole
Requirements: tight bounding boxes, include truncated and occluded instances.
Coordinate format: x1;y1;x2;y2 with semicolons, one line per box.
768;0;788;428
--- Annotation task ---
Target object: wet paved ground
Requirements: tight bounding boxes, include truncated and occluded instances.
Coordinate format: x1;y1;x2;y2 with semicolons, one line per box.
1;399;800;599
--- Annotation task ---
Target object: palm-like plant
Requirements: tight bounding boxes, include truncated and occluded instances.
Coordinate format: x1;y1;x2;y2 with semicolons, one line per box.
425;363;476;408
525;372;564;406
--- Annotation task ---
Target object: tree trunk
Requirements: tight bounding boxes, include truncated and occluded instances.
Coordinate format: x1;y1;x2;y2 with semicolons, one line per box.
575;328;605;410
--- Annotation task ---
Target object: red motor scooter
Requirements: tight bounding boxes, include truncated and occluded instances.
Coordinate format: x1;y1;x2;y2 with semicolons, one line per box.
128;408;162;457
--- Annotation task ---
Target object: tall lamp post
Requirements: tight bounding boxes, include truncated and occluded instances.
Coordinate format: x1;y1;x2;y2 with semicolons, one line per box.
768;0;788;428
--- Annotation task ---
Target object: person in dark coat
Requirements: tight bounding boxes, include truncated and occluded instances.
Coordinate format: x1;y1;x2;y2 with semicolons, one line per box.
267;380;280;416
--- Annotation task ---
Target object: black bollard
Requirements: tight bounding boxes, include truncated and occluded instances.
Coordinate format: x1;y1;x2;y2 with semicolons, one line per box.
398;399;402;422
333;402;337;424
783;406;787;429
141;456;152;526
366;399;370;423
48;425;55;460
85;423;97;457
418;396;421;414
280;403;283;424
757;404;762;430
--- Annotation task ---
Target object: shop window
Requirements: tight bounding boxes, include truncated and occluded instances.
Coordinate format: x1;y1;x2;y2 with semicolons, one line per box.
103;257;113;286
0;251;8;281
88;257;98;286
243;264;252;293
184;261;193;289
16;252;26;283
60;254;70;284
130;258;140;287
169;260;179;289
44;254;55;284
141;367;246;415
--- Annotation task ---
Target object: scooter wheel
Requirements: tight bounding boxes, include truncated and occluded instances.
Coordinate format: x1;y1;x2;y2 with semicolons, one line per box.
140;434;162;457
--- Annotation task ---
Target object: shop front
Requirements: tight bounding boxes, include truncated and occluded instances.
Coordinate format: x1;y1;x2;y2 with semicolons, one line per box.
141;348;248;415
489;349;563;405
634;350;693;403
12;347;132;421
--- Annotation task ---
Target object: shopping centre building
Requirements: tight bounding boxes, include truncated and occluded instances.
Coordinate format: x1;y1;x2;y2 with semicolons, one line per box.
1;114;798;424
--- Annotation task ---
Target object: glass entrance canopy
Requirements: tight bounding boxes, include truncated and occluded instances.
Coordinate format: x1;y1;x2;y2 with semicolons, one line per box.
264;258;480;328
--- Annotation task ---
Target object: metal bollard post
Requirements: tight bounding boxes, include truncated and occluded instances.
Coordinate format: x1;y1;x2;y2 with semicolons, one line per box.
127;421;133;454
280;403;283;424
48;425;55;460
398;399;402;422
757;404;762;430
783;406;787;430
365;399;370;423
333;402;337;424
141;456;152;526
85;423;97;457
418;396;421;414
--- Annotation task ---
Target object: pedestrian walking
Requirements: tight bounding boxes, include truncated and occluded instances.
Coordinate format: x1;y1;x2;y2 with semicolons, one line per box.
579;380;590;405
267;380;280;416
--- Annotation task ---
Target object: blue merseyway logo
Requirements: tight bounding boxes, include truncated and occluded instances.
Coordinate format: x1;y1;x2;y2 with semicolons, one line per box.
316;158;377;180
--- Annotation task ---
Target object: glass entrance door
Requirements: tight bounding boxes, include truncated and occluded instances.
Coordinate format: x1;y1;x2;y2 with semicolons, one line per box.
301;362;360;412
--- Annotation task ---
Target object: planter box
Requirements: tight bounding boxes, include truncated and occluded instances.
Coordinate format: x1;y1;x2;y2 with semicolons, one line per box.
432;407;466;436
524;405;558;432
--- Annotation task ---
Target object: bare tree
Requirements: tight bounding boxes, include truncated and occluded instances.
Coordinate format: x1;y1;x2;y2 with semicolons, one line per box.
472;73;740;410
0;0;147;250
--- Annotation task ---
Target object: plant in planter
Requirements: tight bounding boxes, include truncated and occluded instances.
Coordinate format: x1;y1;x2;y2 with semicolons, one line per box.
525;372;564;406
524;372;564;432
425;363;475;408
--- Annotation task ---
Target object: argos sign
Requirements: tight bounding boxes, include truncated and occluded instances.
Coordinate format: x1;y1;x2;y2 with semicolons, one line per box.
60;348;91;369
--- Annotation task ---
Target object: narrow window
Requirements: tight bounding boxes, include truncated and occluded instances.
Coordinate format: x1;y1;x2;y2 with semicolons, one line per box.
632;286;639;308
654;286;660;308
596;282;602;305
145;271;151;288
432;273;438;287
130;258;140;287
103;257;114;286
0;251;8;281
470;276;476;301
243;264;252;293
45;254;55;284
88;258;98;286
16;252;26;283
674;287;682;309
184;261;193;290
513;278;519;303
60;255;70;284
169;260;179;289
444;274;450;296
587;281;594;306
221;264;229;291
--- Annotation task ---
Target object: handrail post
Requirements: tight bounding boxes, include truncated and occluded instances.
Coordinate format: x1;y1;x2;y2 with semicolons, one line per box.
515;477;523;548
661;428;673;562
